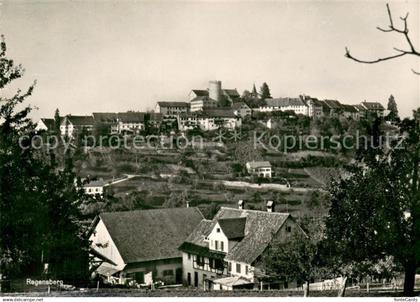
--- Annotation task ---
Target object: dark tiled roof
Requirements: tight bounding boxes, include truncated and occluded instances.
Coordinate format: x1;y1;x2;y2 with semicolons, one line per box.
323;99;342;109
214;208;290;264
99;207;203;264
83;179;105;188
157;101;190;108
182;219;213;248
191;90;209;97
181;207;291;265
67;115;95;126
232;102;250;110
354;104;367;112
265;98;307;107
341;104;358;113
218;217;246;240
362;101;385;110
246;161;271;169
202;109;236;118
148;112;163;121
93;112;119;123
223;89;240;98
40;118;56;129
307;98;324;107
191;96;215;102
117;112;145;123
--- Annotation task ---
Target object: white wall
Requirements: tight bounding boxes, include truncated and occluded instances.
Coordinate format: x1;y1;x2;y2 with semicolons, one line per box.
89;218;125;272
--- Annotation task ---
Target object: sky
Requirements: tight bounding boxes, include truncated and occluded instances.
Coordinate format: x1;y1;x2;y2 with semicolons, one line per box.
0;0;419;120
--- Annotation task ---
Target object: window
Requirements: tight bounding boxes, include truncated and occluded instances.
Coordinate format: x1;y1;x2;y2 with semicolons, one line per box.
187;253;191;260
228;262;232;272
245;266;248;275
236;263;241;274
221;241;224;251
215;240;218;250
216;228;220;233
286;226;292;233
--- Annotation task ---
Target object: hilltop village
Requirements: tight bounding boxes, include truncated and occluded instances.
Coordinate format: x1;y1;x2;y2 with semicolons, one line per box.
30;80;403;293
36;80;386;137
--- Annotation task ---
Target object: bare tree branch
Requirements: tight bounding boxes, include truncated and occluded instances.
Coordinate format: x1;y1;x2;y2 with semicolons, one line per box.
345;3;420;74
345;47;407;63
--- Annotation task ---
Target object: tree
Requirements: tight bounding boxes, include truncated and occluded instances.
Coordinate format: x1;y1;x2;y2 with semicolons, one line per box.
0;36;89;283
54;108;61;134
251;83;258;98
345;3;420;75
323;110;420;296
258;227;323;297
386;95;399;121
259;82;272;99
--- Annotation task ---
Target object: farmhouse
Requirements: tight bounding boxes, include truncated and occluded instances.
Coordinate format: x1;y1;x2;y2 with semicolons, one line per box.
83;179;105;196
60;115;95;137
89;207;203;285
232;102;252;118
245;161;272;178
179;203;305;290
35;118;58;132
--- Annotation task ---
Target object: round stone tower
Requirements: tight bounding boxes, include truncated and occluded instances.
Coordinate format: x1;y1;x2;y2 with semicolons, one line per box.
209;80;222;102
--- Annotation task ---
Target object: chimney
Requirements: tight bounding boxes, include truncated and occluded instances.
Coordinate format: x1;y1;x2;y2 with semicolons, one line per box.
267;200;275;212
238;200;245;210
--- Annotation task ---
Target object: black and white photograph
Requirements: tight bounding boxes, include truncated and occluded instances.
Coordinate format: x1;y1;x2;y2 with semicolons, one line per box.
0;0;419;300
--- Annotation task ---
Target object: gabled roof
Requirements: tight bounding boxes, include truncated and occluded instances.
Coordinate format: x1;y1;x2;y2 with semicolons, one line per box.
218;217;246;240
117;112;145;123
99;207;203;264
354;104;367;112
39;118;56;129
180;207;292;264
157;101;190;108
361;101;385;110
191;90;209;97
223;89;240;98
232;102;250;110
66;115;95;126
148;112;163;121
246;161;271;169
191;96;216;102
202;108;236;118
214;208;290;264
306;98;324;107
341;104;358;113
93;112;119;123
264;98;307;108
323;99;342;109
83;179;105;188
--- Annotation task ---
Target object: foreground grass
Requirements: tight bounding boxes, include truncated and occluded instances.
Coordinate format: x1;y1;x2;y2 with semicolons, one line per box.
1;287;415;297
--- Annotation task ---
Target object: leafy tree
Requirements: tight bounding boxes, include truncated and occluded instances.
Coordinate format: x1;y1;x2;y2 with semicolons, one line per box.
259;82;272;99
0;36;88;283
323;110;420;296
386;94;399;121
259;227;323;296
